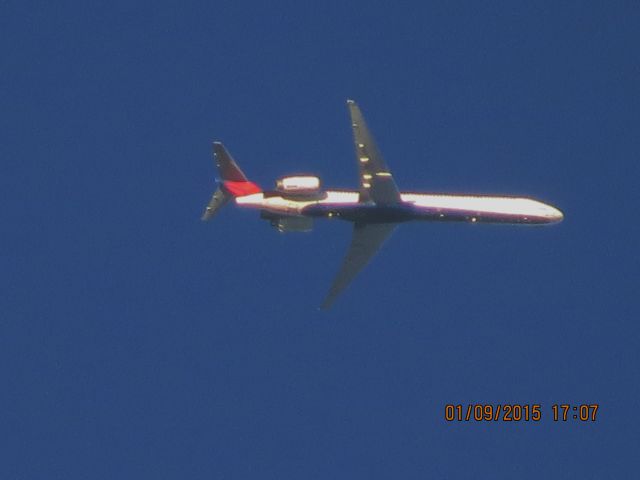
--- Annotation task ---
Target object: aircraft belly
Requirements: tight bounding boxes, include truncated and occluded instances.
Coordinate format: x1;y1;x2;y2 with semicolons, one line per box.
414;208;549;224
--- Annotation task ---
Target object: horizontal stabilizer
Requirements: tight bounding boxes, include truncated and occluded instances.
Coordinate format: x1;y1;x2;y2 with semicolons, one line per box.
201;186;231;221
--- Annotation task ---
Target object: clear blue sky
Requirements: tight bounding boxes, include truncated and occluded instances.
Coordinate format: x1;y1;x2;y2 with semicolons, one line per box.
2;1;639;478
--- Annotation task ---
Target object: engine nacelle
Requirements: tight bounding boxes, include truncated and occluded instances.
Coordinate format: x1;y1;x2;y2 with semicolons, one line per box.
275;175;323;198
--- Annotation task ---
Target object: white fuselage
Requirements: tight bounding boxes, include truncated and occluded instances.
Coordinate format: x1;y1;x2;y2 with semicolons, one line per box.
235;190;564;225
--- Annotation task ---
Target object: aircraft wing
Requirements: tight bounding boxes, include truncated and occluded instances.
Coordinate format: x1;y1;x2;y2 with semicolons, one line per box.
201;187;230;221
321;222;397;309
347;100;402;205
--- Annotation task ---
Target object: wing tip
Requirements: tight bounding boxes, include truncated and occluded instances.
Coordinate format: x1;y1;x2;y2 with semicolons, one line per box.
320;283;342;310
319;298;334;310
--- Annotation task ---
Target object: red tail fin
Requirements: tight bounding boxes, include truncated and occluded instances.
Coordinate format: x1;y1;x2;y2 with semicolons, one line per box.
213;142;261;197
222;180;261;197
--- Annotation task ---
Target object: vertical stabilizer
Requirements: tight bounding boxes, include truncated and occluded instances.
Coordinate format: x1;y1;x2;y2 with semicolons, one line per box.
213;142;261;197
201;142;261;221
214;142;250;182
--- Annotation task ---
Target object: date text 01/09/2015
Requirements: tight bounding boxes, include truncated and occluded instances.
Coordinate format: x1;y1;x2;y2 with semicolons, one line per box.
444;404;599;422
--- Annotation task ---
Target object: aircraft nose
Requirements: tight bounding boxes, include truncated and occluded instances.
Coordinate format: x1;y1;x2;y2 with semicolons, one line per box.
548;206;564;223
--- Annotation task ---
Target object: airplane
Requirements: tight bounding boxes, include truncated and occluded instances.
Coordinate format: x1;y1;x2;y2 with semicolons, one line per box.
202;100;563;309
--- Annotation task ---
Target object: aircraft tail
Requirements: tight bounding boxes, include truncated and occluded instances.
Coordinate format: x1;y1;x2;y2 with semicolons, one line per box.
201;142;261;221
213;142;261;197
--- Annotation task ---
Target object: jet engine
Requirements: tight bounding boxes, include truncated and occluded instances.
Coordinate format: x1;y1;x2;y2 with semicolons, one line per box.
275;175;325;199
